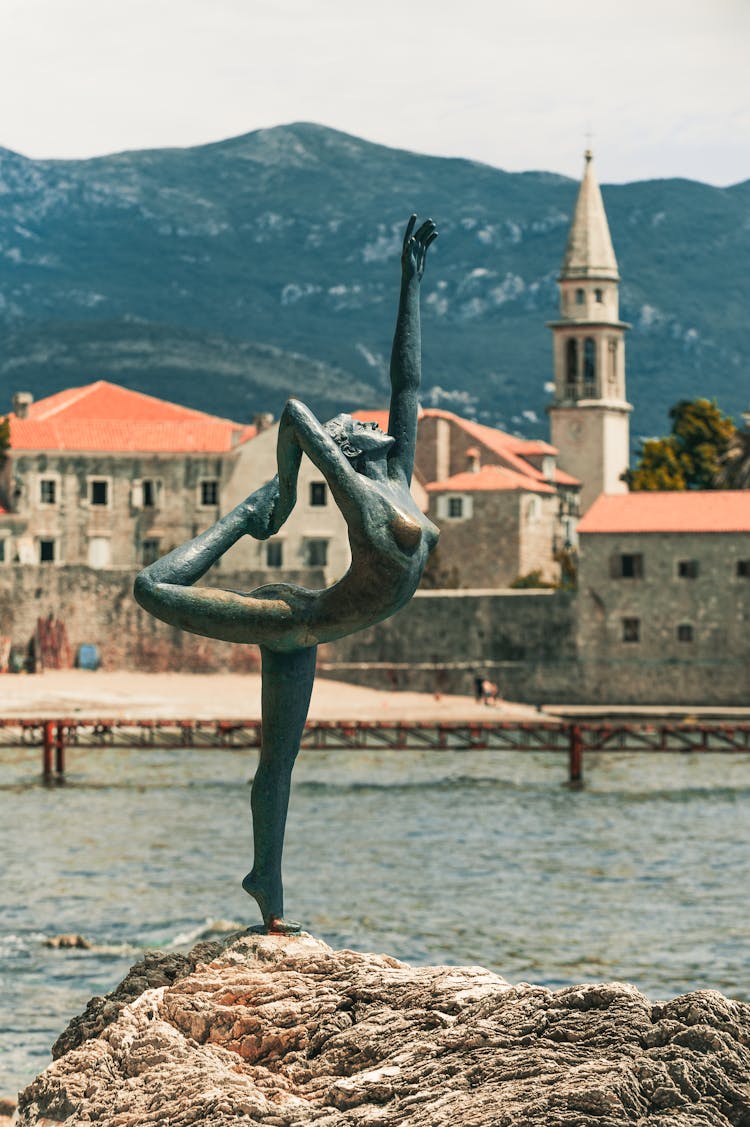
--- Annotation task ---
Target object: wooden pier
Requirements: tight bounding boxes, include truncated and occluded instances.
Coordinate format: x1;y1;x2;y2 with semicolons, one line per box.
2;716;750;785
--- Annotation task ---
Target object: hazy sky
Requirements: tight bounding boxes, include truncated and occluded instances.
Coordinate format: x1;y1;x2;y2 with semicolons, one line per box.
2;0;747;184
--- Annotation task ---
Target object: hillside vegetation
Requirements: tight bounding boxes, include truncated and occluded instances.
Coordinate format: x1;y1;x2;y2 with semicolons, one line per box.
0;123;747;438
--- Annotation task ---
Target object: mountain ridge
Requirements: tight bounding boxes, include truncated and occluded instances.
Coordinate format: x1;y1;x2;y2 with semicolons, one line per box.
0;122;747;440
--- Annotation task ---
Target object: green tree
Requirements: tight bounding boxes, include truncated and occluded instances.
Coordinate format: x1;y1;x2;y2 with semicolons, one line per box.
510;569;556;589
715;414;750;489
625;399;735;491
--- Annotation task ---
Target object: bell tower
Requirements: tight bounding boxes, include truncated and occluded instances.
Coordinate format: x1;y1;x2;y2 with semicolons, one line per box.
547;151;631;513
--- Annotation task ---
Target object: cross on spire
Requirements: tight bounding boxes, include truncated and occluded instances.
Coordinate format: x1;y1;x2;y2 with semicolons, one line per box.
584;127;594;162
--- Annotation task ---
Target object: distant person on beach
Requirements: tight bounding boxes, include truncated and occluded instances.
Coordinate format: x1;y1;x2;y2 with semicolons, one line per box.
135;216;439;934
480;679;501;707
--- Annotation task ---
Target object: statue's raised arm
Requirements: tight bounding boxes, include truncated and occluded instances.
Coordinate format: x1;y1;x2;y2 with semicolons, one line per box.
387;216;438;485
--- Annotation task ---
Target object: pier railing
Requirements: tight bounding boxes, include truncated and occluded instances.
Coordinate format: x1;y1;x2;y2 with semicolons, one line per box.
2;717;750;785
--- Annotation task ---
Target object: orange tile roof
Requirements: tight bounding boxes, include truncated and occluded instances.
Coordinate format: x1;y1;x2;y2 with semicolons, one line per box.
420;408;580;487
578;491;750;534
353;405;581;490
553;467;581;486
9;381;256;453
426;465;556;494
351;408;392;432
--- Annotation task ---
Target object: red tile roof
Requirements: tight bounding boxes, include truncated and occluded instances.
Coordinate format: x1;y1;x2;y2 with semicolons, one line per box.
552;467;581;486
9;381;256;453
578;491;750;534
420;409;580;488
351;408;392;432
351;405;581;491
427;465;555;494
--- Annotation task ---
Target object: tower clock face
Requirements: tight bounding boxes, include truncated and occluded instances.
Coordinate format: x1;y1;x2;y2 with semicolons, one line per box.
567;419;584;443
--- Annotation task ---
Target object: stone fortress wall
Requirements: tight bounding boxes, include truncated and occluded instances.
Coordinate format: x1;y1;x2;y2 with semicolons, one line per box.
2;565;747;705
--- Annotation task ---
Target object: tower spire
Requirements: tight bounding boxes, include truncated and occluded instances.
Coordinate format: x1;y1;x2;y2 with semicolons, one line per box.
560;150;618;282
546;151;631;513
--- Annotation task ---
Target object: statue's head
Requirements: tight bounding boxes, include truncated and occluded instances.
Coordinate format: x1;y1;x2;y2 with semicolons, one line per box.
325;414;395;462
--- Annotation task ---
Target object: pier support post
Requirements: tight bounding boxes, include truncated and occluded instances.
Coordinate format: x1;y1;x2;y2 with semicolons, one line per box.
568;724;583;786
55;722;66;777
43;721;54;778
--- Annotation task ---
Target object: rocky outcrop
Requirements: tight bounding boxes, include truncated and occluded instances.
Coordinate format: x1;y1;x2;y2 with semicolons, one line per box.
17;932;750;1125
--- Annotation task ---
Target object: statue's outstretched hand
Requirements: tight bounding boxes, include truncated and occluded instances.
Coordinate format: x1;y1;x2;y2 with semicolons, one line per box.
242;475;283;540
401;214;438;282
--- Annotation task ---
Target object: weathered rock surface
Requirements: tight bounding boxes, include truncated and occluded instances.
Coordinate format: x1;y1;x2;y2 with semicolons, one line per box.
17;932;750;1125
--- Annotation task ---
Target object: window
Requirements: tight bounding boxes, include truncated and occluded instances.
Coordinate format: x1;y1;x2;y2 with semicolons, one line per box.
306;539;329;567
677;623;694;643
90;479;108;506
310;482;327;506
613;553;644;579
583;338;596;389
266;541;283;568
142;480;158;508
566;338;578;391
595;288;604;303
200;480;219;507
39;479;56;505
0;538;5;563
575;288;585;305
622;617;640;643
677;559;699;579
737;560;750;577
608;339;618;386
438;494;472;520
39;539;56;564
88;537;111;569
142;539;161;566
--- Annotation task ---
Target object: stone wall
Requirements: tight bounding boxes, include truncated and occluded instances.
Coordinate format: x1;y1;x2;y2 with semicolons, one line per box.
0;564;324;673
1;562;748;704
576;529;750;706
318;589;579;701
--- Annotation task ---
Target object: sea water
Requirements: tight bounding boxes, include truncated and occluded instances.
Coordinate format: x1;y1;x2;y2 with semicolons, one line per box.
2;744;749;1095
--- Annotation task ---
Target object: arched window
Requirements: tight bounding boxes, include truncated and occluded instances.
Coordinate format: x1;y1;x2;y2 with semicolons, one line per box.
595;288;603;303
583;338;596;391
575;288;585;305
608;338;617;386
566;339;578;394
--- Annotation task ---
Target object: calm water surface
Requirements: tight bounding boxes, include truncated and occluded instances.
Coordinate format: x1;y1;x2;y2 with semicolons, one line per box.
1;744;749;1094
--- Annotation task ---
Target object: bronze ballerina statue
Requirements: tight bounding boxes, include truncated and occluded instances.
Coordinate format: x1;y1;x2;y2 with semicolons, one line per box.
135;215;439;933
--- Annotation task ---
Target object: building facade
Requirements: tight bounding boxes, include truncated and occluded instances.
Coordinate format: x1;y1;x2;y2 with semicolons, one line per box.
0;381;347;585
547;151;632;513
409;407;579;587
575;492;750;699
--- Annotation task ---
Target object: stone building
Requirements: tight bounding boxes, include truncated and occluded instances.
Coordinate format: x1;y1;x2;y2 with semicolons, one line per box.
219;416;350;583
547;151;632;513
0;381;346;584
0;381;257;569
575;491;750;699
352;407;580;587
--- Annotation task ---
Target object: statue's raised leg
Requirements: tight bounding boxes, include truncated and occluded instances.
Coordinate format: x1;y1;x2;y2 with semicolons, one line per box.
243;643;317;933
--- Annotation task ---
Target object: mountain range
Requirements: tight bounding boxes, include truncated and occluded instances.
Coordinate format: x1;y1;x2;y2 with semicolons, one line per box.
0;122;747;442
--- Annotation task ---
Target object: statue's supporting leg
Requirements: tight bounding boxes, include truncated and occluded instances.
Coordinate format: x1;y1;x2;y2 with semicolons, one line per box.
243;643;317;933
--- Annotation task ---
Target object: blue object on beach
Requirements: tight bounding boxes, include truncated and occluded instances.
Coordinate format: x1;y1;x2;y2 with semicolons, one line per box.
77;644;99;671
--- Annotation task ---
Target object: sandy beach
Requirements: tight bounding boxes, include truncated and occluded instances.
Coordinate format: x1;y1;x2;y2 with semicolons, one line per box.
0;669;542;722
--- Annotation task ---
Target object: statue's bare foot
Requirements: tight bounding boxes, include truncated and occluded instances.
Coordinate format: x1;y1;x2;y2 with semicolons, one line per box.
266;915;302;935
242;871;301;935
